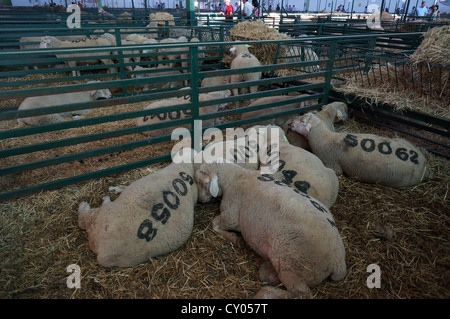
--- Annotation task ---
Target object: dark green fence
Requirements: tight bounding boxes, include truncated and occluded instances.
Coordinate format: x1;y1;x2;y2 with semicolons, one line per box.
0;30;426;201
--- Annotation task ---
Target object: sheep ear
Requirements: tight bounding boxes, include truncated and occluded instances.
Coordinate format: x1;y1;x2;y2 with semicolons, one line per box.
209;175;219;197
90;90;97;96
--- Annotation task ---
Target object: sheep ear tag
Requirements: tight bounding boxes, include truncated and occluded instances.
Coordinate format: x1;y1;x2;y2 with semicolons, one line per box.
209;175;219;198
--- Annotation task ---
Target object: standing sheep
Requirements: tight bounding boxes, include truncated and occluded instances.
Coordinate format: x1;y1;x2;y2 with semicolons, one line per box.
283;101;348;150
100;33;141;71
195;162;346;298
290;113;429;188
229;44;262;96
17;83;112;126
136;90;231;136
78;151;198;268
39;36;118;76
240;94;318;128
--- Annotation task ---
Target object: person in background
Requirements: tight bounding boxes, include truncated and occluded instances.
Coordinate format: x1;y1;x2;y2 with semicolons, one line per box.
242;0;253;19
252;0;262;18
221;0;234;21
416;1;428;17
364;6;368;13
428;4;440;20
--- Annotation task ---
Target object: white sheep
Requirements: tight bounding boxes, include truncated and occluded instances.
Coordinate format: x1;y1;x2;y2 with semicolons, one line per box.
257;126;339;209
136;90;231;136
39;36;118;76
157;37;187;68
100;33;141;71
141;38;159;61
290;113;430;188
132;65;185;91
201;75;231;88
240;94;318;128
194;162;347;298
180;37;206;72
229;44;262;96
17;83;112;126
283;101;348;150
78;151;198;268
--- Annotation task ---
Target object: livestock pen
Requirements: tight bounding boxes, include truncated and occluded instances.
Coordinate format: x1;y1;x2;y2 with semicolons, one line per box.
0;13;449;300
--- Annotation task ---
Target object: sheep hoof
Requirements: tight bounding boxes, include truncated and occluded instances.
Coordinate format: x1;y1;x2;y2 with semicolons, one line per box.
254;286;292;299
108;186;125;194
78;201;90;214
102;196;111;204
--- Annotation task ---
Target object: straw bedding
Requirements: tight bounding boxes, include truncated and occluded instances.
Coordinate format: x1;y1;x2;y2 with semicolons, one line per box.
334;25;450;119
1;114;449;298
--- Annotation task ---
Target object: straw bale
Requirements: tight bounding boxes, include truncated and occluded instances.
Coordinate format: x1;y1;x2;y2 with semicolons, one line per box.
229;20;291;67
149;12;175;27
409;25;450;66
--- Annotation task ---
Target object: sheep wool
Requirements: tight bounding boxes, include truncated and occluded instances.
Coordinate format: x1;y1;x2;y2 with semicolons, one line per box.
229;43;262;96
283;101;348;150
291;113;429;188
78;158;198;268
195;162;346;298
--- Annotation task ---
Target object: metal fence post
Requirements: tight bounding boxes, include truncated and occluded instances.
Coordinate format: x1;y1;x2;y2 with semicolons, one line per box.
189;45;201;154
322;39;337;105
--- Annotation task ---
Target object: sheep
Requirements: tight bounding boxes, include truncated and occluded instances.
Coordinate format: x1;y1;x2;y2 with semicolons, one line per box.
201;75;230;88
229;44;262;96
39;36;118;76
125;33;153;44
180;37;206;72
240;94;318;128
157;37;187;68
283;101;348;150
290;113;429;188
141;38;159;61
78;150;198;268
17;82;112;126
257;125;339;209
100;33;141;71
132;65;185;91
136;90;231;136
191;128;261;172
194;162;347;298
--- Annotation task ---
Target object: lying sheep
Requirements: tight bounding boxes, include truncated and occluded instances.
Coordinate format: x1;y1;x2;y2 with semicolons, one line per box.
39;36;118;76
78;151;198;268
195;162;346;298
258;126;339;209
136;90;231;136
240;94;318;128
132;65;185;91
290;113;429;188
229;44;262;96
17;83;112;126
283;101;348;150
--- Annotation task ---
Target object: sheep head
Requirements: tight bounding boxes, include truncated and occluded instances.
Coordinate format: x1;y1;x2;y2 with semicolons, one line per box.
39;36;53;48
290;113;319;137
194;170;219;203
90;88;112;99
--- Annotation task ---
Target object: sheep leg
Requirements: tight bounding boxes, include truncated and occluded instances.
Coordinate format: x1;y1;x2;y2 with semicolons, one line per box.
67;61;79;77
259;260;281;285
100;59;118;74
212;215;245;247
230;74;241;96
